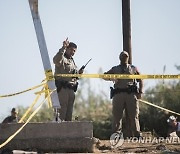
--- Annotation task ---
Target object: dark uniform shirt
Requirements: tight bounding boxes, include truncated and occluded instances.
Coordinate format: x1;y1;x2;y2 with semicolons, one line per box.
2;116;18;124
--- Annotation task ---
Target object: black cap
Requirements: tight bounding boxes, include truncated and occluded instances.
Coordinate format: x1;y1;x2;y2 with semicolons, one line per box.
11;108;17;113
68;42;77;49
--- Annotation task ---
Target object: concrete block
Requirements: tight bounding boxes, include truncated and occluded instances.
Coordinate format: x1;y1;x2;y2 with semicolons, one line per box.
0;122;93;153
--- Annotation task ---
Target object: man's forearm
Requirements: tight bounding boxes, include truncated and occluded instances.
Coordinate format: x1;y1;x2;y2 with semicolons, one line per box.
139;80;143;93
53;47;65;65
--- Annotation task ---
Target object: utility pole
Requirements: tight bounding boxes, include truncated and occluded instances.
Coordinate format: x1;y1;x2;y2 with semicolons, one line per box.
122;0;132;138
28;0;60;119
122;0;132;64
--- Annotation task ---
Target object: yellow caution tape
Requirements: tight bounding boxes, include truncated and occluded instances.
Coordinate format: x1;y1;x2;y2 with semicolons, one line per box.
1;74;179;98
45;84;53;108
139;99;180;116
47;91;53;108
55;74;180;79
45;69;54;81
18;87;45;123
0;90;53;149
0;82;46;98
19;84;54;123
34;89;50;95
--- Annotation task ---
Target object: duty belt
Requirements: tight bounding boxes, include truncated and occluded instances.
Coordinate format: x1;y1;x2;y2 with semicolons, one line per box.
55;80;78;92
110;85;138;99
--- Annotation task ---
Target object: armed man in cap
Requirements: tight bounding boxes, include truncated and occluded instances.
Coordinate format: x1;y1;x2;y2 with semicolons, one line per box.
53;38;84;121
2;108;19;123
167;115;180;137
104;51;143;137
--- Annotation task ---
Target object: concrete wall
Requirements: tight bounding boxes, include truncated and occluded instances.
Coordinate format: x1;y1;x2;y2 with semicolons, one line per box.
0;122;93;153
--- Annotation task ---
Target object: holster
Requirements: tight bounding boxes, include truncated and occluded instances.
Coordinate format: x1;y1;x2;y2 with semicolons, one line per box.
110;87;114;99
73;82;78;92
128;84;139;93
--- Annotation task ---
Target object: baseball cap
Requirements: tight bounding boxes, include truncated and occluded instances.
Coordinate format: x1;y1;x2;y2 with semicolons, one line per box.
11;108;18;113
119;51;129;58
68;42;77;49
167;115;177;123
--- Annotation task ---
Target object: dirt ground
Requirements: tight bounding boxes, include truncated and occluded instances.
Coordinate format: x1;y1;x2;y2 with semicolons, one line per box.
94;139;180;154
9;137;180;153
10;142;180;154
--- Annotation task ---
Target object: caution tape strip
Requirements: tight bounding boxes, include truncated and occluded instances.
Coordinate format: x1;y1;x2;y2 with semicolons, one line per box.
0;82;46;98
45;84;53;108
1;74;179;98
139;99;180;116
18;87;44;123
19;86;54;123
55;74;180;79
0;90;53;149
45;69;54;81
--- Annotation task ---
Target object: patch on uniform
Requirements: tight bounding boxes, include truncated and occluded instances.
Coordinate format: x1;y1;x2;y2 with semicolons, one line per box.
131;65;140;74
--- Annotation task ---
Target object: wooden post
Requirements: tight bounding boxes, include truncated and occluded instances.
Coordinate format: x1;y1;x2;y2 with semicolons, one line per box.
122;0;132;64
122;0;132;138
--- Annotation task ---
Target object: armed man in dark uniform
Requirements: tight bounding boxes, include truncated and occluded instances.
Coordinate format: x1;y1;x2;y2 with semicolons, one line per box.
53;38;84;121
104;51;143;137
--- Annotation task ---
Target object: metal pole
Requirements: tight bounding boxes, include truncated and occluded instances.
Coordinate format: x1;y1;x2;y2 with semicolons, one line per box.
122;0;132;64
28;0;60;111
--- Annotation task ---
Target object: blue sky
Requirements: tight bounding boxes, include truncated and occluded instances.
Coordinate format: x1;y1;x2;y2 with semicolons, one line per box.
0;0;180;120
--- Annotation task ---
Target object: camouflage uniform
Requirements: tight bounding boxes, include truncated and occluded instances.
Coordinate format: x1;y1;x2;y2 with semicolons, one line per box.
105;63;142;137
53;47;78;121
